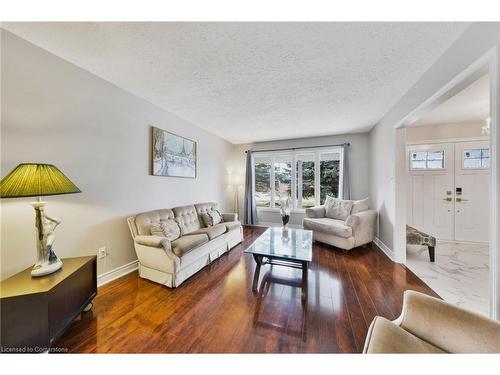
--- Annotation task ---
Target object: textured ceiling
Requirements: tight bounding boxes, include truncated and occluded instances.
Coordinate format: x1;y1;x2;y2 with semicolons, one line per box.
3;22;470;143
412;74;489;126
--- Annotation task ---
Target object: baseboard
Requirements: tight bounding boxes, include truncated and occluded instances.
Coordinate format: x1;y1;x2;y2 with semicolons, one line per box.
373;237;394;261
97;260;138;287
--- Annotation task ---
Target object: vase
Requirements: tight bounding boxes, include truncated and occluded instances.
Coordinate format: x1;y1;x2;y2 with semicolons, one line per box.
281;213;290;227
279;196;291;228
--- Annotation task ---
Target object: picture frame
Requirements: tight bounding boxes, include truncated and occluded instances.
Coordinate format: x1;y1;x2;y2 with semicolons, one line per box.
151;126;197;178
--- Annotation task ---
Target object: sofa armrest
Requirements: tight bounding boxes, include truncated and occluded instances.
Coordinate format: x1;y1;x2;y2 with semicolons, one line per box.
305;205;325;218
222;213;238;222
395;290;500;353
135;235;172;252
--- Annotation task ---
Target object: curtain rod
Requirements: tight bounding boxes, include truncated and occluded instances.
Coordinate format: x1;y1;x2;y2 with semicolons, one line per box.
245;143;349;154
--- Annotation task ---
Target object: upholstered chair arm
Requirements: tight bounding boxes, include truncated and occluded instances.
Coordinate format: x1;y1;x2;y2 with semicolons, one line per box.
134;235;172;252
305;205;325;218
345;215;359;227
345;209;377;246
222;213;238;222
345;209;377;228
395;290;500;353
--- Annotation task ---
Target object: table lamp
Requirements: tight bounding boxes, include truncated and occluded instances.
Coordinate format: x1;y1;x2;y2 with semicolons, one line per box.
0;163;81;277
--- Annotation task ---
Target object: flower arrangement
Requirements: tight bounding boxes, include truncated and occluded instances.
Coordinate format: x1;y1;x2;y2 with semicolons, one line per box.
279;197;291;229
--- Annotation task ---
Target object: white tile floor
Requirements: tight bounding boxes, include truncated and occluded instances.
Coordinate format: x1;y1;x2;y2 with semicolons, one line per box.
406;241;490;317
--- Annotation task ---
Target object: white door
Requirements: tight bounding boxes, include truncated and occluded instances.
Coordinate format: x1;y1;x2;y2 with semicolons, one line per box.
407;143;455;240
454;141;490;242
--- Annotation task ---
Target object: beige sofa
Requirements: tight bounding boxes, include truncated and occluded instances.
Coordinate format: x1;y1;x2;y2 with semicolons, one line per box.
127;202;243;288
302;203;377;251
363;290;500;353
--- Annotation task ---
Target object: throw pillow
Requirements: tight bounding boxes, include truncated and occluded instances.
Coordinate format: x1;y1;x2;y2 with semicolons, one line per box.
212;210;224;224
202;210;224;227
351;197;370;214
150;222;164;237
150;220;181;241
201;212;213;227
324;196;353;220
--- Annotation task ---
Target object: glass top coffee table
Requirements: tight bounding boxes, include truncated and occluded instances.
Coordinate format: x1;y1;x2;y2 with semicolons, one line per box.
244;227;313;299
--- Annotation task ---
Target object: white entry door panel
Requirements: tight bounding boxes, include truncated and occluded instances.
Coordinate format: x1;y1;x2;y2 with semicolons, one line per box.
454;141;490;242
407;143;455;240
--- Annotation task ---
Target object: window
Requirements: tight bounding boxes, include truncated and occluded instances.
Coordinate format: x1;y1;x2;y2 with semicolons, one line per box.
253;147;343;210
296;154;315;208
254;157;271;207
410;150;444;170
320;152;341;204
274;156;292;207
463;148;490;169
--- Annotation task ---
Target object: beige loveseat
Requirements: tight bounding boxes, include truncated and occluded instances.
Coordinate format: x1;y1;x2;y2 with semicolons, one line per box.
302;200;377;251
363;290;500;353
127;202;243;288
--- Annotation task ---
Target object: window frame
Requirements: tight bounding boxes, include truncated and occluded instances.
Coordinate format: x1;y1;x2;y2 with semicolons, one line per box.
253;156;273;208
254;147;344;212
462;147;491;170
409;149;446;170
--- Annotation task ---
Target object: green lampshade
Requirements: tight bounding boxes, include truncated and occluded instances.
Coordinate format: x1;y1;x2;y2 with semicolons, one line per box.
0;163;81;198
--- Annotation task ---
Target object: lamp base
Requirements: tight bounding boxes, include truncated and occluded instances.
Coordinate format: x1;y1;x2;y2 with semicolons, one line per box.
31;258;63;277
31;198;63;277
31;259;62;277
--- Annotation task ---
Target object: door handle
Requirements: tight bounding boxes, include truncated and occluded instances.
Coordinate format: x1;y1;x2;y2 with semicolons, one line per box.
456;198;469;202
443;197;452;202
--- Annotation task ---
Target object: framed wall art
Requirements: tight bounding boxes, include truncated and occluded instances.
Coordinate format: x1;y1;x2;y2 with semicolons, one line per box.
152;126;197;178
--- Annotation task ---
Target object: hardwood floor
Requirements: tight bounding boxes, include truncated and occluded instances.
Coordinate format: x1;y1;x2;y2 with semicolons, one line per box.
54;225;438;353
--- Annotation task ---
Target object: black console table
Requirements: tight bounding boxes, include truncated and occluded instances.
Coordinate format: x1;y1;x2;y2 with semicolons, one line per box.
0;256;97;353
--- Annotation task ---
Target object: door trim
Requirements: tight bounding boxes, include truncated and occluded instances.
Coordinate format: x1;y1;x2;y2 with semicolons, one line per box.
394;45;500;320
407;136;490;146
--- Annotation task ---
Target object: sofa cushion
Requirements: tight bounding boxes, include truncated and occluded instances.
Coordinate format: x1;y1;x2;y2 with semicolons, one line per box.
364;317;445;354
150;220;181;241
352;197;370;214
302;217;353;238
324;196;353;220
224;221;241;232
189;223;227;240
305;206;326;218
171;234;209;257
173;205;201;235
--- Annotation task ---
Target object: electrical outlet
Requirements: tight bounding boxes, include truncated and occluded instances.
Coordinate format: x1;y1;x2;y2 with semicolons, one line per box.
98;247;107;259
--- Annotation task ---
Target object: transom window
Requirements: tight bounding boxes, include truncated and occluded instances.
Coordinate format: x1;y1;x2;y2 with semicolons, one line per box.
410;150;445;170
463;148;490;169
254;148;343;209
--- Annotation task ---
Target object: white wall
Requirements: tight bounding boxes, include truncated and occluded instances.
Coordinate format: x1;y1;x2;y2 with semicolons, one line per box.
1;30;234;280
232;133;371;225
406;122;485;143
369;23;500;254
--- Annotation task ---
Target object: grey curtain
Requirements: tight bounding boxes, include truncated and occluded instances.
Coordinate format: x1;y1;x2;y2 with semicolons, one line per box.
244;151;257;225
342;143;351;200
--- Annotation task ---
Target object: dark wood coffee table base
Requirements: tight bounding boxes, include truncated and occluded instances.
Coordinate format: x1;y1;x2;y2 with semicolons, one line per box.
252;254;309;299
